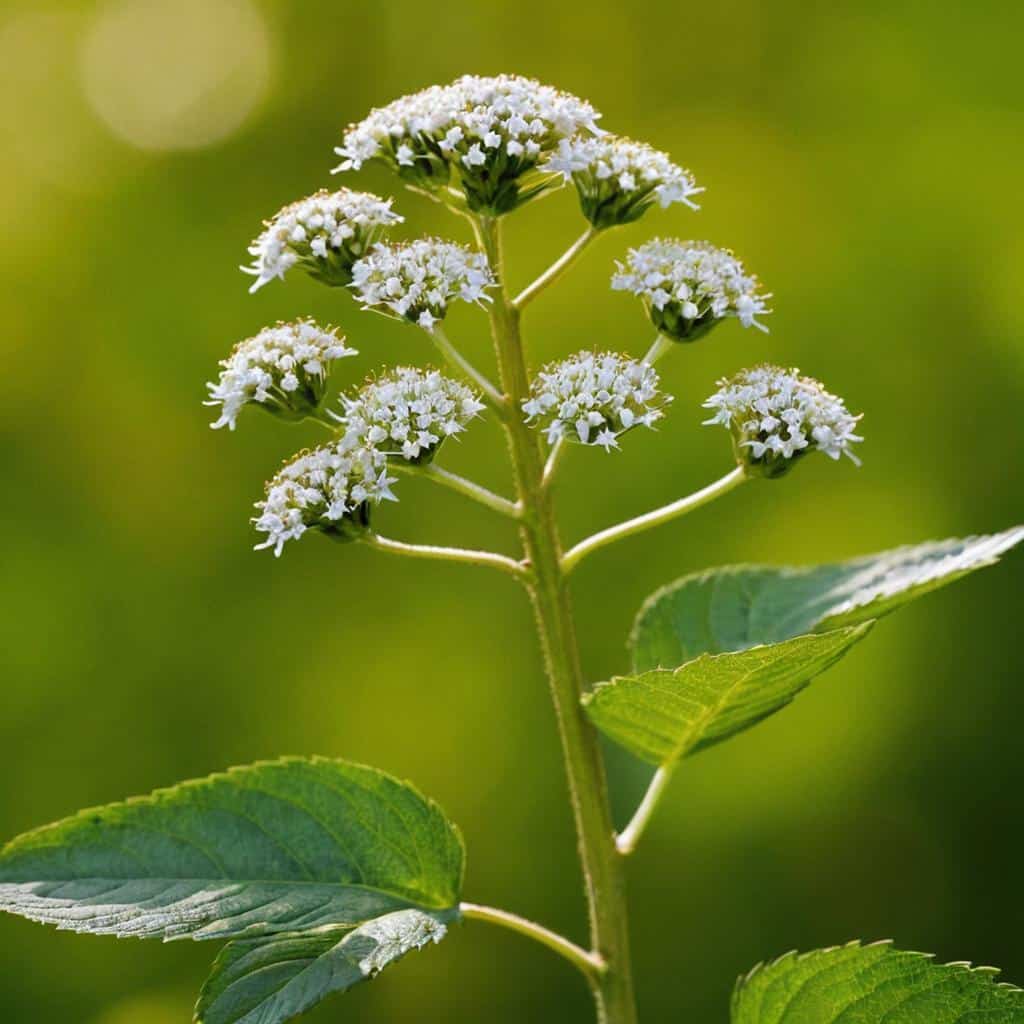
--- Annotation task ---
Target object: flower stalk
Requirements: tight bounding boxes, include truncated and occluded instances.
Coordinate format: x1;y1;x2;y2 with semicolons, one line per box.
514;226;598;309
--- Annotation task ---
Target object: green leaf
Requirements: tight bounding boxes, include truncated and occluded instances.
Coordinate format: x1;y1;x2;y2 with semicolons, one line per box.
194;908;452;1024
585;625;871;765
0;757;464;942
732;941;1024;1023
631;526;1024;672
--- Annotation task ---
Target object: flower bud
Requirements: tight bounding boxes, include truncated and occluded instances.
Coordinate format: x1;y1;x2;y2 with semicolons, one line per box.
338;367;486;464
350;239;494;330
205;320;356;431
522;351;670;451
544;135;701;229
243;189;402;293
612;239;771;342
334;74;602;215
703;365;863;478
253;444;397;556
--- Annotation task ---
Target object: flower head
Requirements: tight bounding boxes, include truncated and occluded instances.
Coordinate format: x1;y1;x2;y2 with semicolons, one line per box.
612;239;771;342
334;74;602;215
205;321;356;431
338;367;486;463
350;238;494;329
703;365;863;478
522;351;670;451
253;443;397;556
544;135;701;228
242;189;402;293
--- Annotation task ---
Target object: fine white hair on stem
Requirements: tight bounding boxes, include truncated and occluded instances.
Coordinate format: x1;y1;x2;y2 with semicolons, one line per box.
205;320;356;431
703;364;863;477
612;239;771;342
522;351;671;451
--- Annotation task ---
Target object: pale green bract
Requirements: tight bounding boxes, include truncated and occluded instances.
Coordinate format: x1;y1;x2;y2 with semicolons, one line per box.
195;909;452;1024
732;941;1024;1023
584;625;871;764
0;757;464;941
631;527;1024;673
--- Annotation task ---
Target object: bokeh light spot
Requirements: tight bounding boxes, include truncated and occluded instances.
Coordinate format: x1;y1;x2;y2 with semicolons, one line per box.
80;0;271;151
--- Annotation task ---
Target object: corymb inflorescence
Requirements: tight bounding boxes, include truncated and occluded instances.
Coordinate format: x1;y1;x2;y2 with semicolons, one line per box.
334;74;602;215
350;239;495;330
612;239;771;342
205;320;356;430
545;135;701;228
522;351;670;450
703;364;863;477
243;188;403;292
338;367;486;463
253;443;398;555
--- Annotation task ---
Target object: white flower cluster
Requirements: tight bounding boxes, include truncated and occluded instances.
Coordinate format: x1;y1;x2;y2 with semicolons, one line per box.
242;189;402;293
254;444;397;556
523;351;669;450
703;365;863;476
339;367;486;462
612;239;771;341
205;321;356;431
351;239;494;329
334;74;601;213
545;135;701;227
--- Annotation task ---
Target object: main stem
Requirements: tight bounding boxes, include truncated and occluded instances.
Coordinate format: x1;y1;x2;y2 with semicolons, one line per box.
476;215;638;1024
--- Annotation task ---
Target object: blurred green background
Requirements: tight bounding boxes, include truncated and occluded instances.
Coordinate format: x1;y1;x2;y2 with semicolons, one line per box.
2;0;1023;1020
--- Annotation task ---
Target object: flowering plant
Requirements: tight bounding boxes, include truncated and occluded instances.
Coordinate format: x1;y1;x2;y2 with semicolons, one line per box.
2;74;1023;1024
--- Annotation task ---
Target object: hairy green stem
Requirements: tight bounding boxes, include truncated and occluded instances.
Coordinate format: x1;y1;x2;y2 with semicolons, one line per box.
430;324;505;407
391;461;521;519
460;902;606;979
476;214;639;1024
365;533;528;579
562;466;747;574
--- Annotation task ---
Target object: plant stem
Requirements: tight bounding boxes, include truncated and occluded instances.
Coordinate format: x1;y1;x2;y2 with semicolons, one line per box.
542;437;568;489
475;214;638;1024
429;324;505;407
513;227;598;310
460;902;606;979
642;333;674;366
562;466;747;574
364;533;528;580
616;765;675;856
391;461;521;519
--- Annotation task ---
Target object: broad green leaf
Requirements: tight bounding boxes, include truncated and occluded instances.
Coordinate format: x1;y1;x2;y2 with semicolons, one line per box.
584;625;871;764
194;908;452;1024
0;757;464;941
632;526;1024;672
732;941;1024;1023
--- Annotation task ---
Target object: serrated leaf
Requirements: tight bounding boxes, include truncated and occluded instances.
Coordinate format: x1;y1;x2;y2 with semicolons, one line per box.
732;941;1024;1023
631;526;1024;672
0;757;464;942
194;908;452;1024
585;625;871;765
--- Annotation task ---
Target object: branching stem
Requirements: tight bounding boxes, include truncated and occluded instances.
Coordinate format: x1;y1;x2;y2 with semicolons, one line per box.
616;765;676;856
562;466;747;574
429;324;505;408
391;462;521;518
460;902;606;979
642;333;675;366
542;437;568;489
514;227;598;310
365;533;528;580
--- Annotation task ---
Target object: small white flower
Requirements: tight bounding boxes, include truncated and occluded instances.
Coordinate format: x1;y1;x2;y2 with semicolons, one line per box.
523;351;671;450
253;443;398;556
334;74;602;214
612;239;771;341
242;189;402;293
338;367;486;463
205;321;356;431
543;135;701;228
703;364;863;477
351;238;495;325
